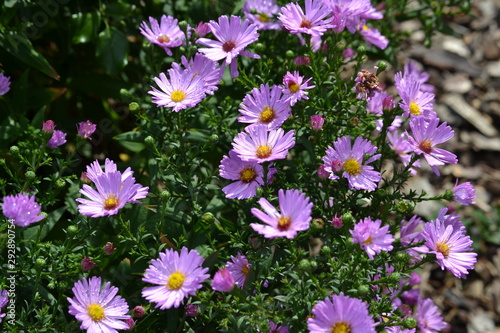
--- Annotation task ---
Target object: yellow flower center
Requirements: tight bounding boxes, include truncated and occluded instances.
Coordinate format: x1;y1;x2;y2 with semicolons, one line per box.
257;14;270;22
418;140;433;154
436;242;450;257
256;145;272;159
343;159;361;175
240;168;257;183
171;91;186;103
331;322;351;333
288;82;300;93
242;264;251;277
362;236;373;245
167;271;186;290
409;101;421;116
103;194;119;210
300;19;312;29
259;106;275;123
362;25;369;31
277;216;291;231
157;34;170;43
87;304;105;322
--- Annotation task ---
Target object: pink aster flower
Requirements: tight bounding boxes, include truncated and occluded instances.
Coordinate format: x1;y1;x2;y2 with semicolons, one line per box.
193;22;210;38
359;22;388;49
282;71;315;106
238;84;291;129
307;292;376;333
406;117;457;176
142;247;210;309
231;124;295;163
139;15;184;56
0;73;11;95
67;276;130;333
172;54;224;95
452;180;476;206
42;120;56;133
76;160;149;217
416;297;447;333
420;215;477;278
2;193;45;227
350;217;394;260
47;130;67;149
395;72;436;119
322;136;381;191
149;68;206;112
278;0;334;37
267;321;289;333
77;120;97;139
81;257;95;271
387;130;421;175
211;268;236;292
243;0;282;30
310;115;324;131
250;189;313;239
0;290;8;323
226;252;251;288
219;150;277;200
197;15;260;78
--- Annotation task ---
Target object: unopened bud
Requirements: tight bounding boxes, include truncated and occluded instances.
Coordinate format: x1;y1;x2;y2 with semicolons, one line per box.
129;102;140;112
25;170;36;180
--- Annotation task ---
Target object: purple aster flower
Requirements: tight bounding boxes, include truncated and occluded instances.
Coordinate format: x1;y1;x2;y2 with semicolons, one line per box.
219;150;276;200
243;0;282;30
323;0;383;33
350;217;394;260
395;72;436;119
76;160;149;217
401;288;420;306
452;180;476;206
67;276;130;333
2;193;45;227
142;247;210;309
47;130;67;149
278;0;334;37
416;297;447;333
197;15;260;78
403;60;435;93
359;22;388;49
310;115;324;131
322;136;382;191
172;54;224;95
211;268;236;292
282;71;315;106
238;84;292;129
406;117;457;176
77;120;97;139
226;252;251;288
149;68;206;112
193;22;210;38
267;321;289;333
307;292;376;333
139;15;184;56
232;124;295;163
385;327;416;333
0;290;8;323
420;214;477;278
387;130;421;175
250;188;313;239
0;73;11;95
367;91;391;115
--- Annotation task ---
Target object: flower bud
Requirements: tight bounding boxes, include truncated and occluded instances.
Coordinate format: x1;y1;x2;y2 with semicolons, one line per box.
81;257;95;271
159;190;170;201
356;45;366;55
299;259;312;272
9;146;19;155
403;317;417;329
178;20;188;32
210;134;219;142
357;284;370;296
129;102;140;112
185;304;199;317
312;218;324;229
285;50;295;59
395;201;415;214
120;88;133;98
103;242;116;255
35;258;46;269
253;43;264;52
42;120;56;133
132;306;145;318
55;179;66;189
376;61;388;74
144;136;155;146
25;170;36;180
67;225;78;235
317;164;330;179
310;115;325;131
201;212;215;224
341;212;354;225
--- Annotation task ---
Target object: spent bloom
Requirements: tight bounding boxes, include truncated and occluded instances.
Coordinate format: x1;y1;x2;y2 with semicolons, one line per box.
77;120;97;139
278;0;334;37
243;0;282;30
354;68;382;100
67;276;130;333
416;297;447;333
282;71;315;106
250;189;313;239
47;130;67;149
142;247;210;309
231;124;295;163
172;54;224;95
420;214;477;278
0;72;11;95
211;268;236;292
350;217;395;260
139;15;184;55
148;68;206;112
452;180;476;206
238;84;291;129
406;117;457;176
77;159;149;217
307;293;376;333
322;136;382;191
226;252;251;288
219;150;276;200
2;193;45;227
197;15;260;78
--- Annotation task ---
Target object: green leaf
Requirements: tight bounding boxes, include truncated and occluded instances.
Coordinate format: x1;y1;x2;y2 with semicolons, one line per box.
0;32;59;80
96;27;128;76
114;130;146;143
70;12;101;44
